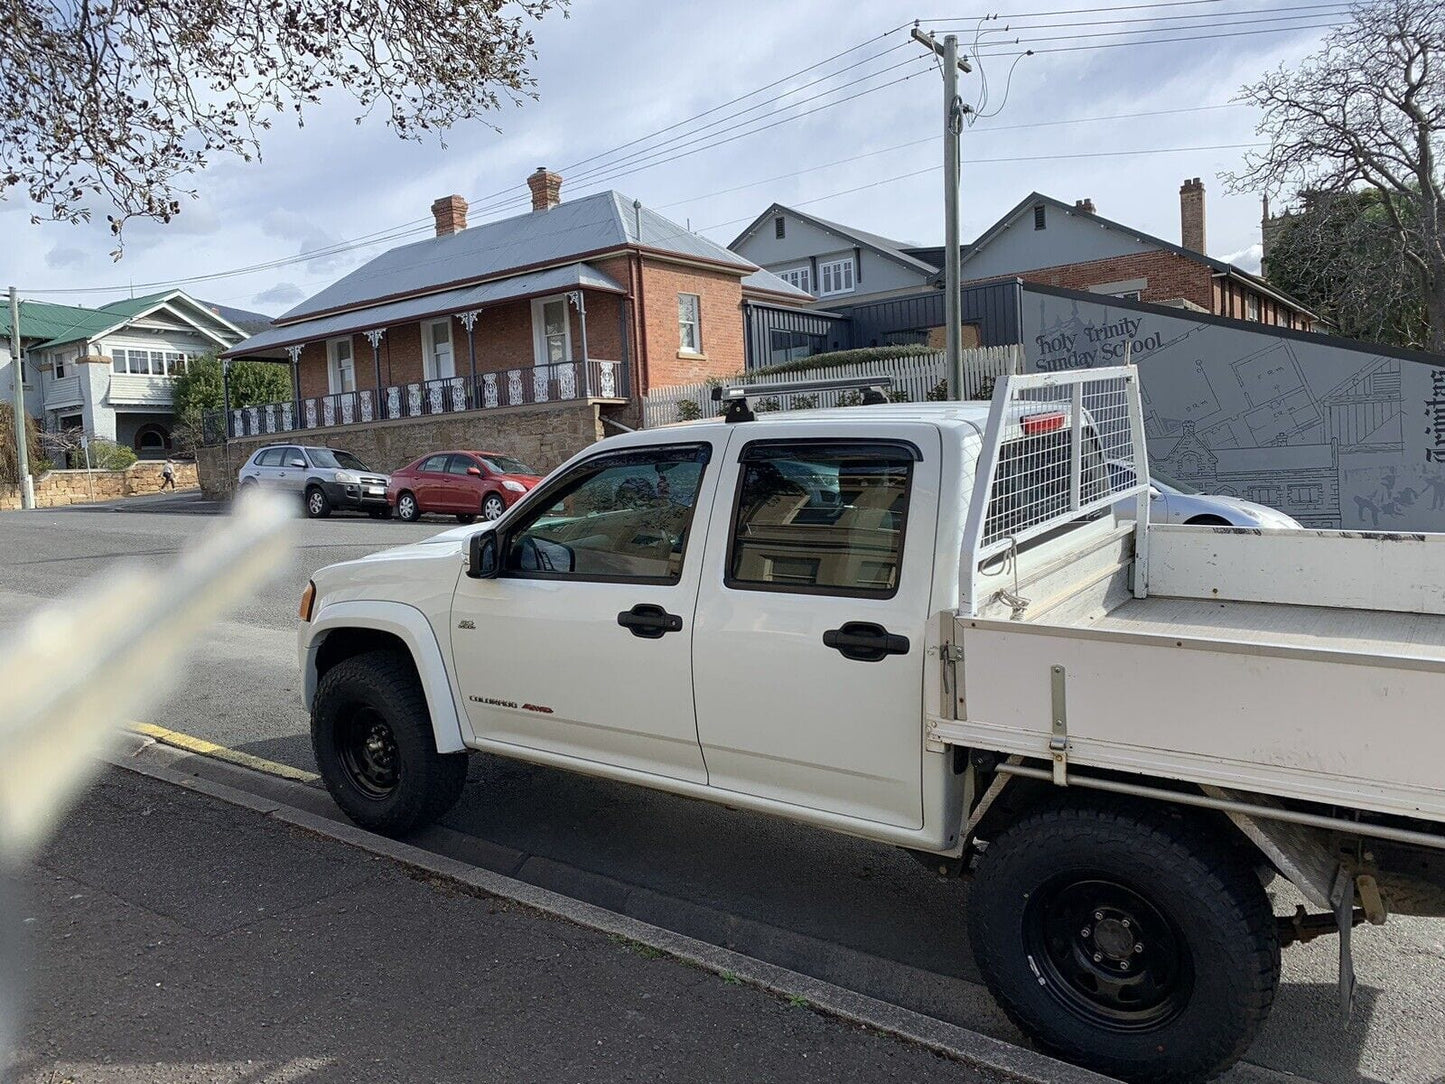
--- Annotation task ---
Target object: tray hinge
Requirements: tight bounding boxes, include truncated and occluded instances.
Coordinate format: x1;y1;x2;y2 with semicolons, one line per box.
1049;664;1069;785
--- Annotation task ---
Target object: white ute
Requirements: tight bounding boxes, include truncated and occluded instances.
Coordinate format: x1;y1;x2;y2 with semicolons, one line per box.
298;367;1445;1084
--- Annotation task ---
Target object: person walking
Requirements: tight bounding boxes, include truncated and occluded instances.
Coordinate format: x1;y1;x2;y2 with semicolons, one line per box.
160;458;176;490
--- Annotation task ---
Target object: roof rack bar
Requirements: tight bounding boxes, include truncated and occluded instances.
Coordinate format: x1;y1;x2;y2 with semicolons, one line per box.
710;375;893;401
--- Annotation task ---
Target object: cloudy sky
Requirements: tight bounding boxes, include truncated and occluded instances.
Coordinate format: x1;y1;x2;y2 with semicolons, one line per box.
1;0;1347;317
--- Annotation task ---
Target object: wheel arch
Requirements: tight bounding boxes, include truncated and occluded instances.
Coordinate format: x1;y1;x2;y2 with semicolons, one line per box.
302;600;468;753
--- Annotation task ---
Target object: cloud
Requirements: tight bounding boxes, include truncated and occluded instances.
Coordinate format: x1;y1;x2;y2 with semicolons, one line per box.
44;246;88;269
1223;242;1263;274
253;282;304;307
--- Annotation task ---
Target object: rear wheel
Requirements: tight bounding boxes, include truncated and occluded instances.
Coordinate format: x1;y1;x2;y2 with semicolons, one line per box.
1185;515;1231;526
305;486;331;518
397;491;420;522
311;649;468;835
482;493;506;521
456;513;477;524
968;800;1279;1084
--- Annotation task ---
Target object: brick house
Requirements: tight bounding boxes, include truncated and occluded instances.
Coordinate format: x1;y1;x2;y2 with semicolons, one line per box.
217;169;809;479
958;182;1318;331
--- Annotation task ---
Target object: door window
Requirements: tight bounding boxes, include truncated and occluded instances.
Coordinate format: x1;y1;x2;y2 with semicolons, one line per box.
279;446;305;466
726;442;916;598
426;318;454;380
255;448;284;467
501;445;710;583
532;297;571;365
446;454;477;475
420;454;449;473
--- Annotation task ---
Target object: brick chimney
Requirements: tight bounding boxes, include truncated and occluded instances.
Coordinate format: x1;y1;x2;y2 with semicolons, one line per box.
1075;198;1096;215
1180;177;1206;254
527;167;563;212
431;194;468;237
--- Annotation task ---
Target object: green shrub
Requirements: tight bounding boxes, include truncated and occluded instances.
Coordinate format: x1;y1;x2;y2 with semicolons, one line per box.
675;398;703;422
89;439;137;470
0;403;41;484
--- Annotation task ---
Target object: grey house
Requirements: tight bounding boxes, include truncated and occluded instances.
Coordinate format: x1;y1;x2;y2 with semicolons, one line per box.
729;204;941;306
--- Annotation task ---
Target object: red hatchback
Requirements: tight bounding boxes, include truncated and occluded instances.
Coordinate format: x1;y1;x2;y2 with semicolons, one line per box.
387;450;542;523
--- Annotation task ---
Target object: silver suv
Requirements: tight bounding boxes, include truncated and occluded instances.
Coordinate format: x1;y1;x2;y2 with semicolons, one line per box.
237;444;391;519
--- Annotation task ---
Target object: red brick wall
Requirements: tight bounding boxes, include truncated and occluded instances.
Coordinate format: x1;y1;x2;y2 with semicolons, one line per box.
636;258;745;392
1000;250;1216;311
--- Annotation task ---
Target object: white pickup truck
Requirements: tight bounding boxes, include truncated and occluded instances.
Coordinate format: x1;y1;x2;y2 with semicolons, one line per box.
297;367;1445;1084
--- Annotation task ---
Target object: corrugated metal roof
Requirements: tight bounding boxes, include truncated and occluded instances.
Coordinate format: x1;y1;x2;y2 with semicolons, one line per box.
231;262;626;357
0;300;115;345
741;267;813;301
278;191;755;325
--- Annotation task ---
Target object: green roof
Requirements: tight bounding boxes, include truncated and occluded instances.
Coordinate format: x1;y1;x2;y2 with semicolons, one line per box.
0;300;116;347
96;289;182;319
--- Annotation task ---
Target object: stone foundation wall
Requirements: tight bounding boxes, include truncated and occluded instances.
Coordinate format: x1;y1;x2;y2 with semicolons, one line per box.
0;461;199;510
196;400;607;499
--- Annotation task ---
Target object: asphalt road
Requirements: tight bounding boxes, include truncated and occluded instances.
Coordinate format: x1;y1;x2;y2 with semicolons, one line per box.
2;494;1443;1084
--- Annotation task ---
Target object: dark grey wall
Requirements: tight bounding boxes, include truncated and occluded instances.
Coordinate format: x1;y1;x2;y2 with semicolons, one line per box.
1020;284;1445;531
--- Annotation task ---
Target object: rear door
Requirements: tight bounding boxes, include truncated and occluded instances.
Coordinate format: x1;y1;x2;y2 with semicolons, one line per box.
691;422;941;829
414;453;451;511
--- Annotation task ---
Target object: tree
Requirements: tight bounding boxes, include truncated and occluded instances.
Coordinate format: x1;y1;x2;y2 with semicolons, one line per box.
0;403;41;484
1265;189;1429;346
0;0;563;244
171;352;292;451
1225;0;1444;351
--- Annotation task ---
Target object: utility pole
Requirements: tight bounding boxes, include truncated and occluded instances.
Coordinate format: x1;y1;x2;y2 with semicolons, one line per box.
912;27;971;399
7;287;34;509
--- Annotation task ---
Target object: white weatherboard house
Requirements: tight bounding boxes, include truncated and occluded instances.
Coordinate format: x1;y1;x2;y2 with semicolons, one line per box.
0;291;256;456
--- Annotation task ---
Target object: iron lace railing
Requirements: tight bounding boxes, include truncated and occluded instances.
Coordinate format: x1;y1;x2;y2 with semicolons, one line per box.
205;358;627;443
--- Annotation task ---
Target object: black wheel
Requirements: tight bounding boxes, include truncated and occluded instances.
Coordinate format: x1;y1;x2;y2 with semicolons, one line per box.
968;801;1279;1084
482;493;506;521
311;649;468;835
305;485;332;519
369;508;392;520
1184;515;1231;526
397;491;421;522
456;513;477;524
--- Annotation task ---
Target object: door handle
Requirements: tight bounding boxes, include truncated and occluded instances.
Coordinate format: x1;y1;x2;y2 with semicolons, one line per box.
617;603;684;639
823;621;910;662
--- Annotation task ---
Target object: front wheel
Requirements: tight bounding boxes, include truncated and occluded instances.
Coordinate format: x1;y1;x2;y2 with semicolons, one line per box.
310;649;469;835
482;493;506;521
305;486;331;518
396;491;420;522
968;801;1279;1084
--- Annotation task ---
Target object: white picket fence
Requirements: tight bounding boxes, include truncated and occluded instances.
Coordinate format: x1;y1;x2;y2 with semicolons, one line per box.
642;346;1022;428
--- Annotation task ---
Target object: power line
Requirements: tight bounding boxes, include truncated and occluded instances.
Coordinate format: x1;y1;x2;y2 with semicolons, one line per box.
921;0;1235;18
465;59;936;220
924;0;1346;27
467;23;917;206
956;11;1349;48
972;20;1344;55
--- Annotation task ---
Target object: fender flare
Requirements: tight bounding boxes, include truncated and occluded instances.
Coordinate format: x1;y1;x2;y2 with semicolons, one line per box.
301;599;468;753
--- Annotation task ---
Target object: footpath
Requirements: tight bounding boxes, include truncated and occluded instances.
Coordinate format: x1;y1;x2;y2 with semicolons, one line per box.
10;768;992;1084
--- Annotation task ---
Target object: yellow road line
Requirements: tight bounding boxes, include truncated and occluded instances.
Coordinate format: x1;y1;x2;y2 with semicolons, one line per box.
131;722;321;784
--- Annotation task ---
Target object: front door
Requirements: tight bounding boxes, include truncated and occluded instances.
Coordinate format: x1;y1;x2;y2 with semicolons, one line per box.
450;438;719;783
414;453;452;512
690;424;941;829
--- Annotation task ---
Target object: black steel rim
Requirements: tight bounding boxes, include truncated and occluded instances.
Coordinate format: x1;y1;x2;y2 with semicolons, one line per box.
1022;873;1193;1031
336;706;400;800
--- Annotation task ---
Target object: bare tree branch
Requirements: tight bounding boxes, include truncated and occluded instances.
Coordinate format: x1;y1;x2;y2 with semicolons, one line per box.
0;0;565;248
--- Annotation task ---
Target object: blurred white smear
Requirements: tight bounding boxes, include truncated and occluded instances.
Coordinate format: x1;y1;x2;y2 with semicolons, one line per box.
0;492;295;859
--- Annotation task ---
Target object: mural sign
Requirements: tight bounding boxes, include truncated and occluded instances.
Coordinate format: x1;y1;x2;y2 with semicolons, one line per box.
1022;289;1445;531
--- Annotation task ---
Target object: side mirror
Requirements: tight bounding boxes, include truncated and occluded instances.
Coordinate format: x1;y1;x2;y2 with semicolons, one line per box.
290;458;306;468
466;531;499;579
467;466;482;476
1149;485;1162;500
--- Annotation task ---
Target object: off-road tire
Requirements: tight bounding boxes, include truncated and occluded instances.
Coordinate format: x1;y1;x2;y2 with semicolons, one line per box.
968;799;1279;1084
397;491;421;522
311;649;468;835
305;485;331;519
